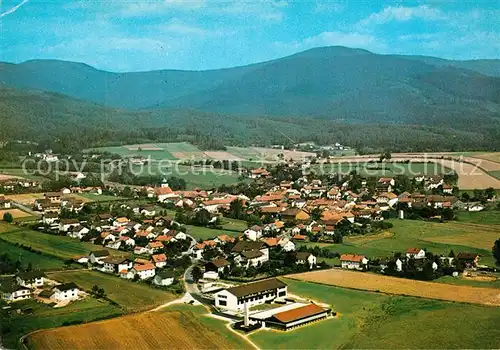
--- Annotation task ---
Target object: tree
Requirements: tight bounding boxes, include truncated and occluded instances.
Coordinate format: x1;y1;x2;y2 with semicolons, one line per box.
191;266;203;282
485;187;496;200
229;199;244;219
2;212;13;223
493;239;500;266
193;209;211;226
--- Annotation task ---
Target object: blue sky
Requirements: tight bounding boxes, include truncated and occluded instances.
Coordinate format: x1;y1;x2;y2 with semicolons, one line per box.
1;0;499;71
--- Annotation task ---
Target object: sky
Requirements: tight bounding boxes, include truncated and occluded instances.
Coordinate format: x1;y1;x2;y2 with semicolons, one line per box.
0;0;499;72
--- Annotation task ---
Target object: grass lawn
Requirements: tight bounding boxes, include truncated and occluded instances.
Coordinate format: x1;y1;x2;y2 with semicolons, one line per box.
489;170;500;180
0;223;127;260
219;217;248;232
0;168;49;182
77;193;126;202
435;275;500;289
300;219;498;266
0;240;69;271
1;298;122;349
456;210;500;225
185;225;241;240
249;279;500;349
47;270;176;312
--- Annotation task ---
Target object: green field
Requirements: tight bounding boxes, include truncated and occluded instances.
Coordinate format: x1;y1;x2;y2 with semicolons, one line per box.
220;217;248;232
489;170;500;180
185;225;242;240
0;297;122;349
312;161;450;177
301;218;498;266
77;193;126;202
0;240;68;271
0;167;49;182
249;279;500;349
47;270;176;312
435;275;500;289
456;210;500;225
87;142;204;161
0;223;126;260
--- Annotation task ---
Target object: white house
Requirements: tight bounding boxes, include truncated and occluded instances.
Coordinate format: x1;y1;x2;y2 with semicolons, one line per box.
295;252;316;269
131;263;156;280
67;225;89;239
340;254;368;270
279;239;296;252
0;282;31;302
214;278;287;312
153;270;175;286
174;231;187;240
406;248;426;260
232;241;269;268
16;271;45;288
59;219;80;232
244;225;263;241
102;257;133;274
152;254;168;268
468;204;484;212
51;283;80;302
155;185;176;202
42;213;59;225
89;250;110;264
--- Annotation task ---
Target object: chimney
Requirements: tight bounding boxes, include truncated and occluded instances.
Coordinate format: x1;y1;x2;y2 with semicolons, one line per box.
244;302;249;327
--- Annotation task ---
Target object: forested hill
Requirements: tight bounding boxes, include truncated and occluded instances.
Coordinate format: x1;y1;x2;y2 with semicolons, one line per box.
1;47;499;126
1;86;499;152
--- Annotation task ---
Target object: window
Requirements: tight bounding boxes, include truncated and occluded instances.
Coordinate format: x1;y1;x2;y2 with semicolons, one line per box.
219;295;227;299
219;300;227;306
278;291;286;297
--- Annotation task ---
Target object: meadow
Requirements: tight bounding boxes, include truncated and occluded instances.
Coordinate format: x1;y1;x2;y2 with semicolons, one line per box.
302;218;499;267
0;223;127;260
312;161;450;177
27;305;251;350
0;240;68;271
249;279;500;349
47;270;176;312
1;298;122;349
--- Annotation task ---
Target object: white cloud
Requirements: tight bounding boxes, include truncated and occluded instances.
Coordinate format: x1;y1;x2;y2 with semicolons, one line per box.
275;31;387;52
358;5;446;26
0;0;29;18
157;18;229;37
118;0;206;17
313;1;344;14
211;0;288;22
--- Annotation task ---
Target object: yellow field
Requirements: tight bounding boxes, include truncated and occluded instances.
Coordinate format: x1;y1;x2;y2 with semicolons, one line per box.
289;269;500;306
419;222;500;250
0;208;32;219
5;193;92;206
28;309;246;350
346;231;394;245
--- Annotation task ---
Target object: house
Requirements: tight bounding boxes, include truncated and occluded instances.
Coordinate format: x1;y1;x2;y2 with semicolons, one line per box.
257;303;331;331
340;254;368;270
280;239;296;252
146;241;164;255
249;168;270;179
89;250;110;264
232;241;269;268
140;206;156;217
406;248;426;260
134;246;148;255
131;263;156;280
119;235;136;247
442;184;453;194
468;203;485;212
214;278;287;312
0;196;11;209
102;257;133;274
16;271;45;288
205;258;230;274
155;185;175;202
244;225;263;241
456;253;480;268
113;217;129;227
0;279;31;302
152;254;168;268
42;213;59;225
59;219;80;232
174;231;187;240
67;225;89;239
153;270;175;286
295;252;316;269
44;192;62;204
292;234;308;242
51;282;80;302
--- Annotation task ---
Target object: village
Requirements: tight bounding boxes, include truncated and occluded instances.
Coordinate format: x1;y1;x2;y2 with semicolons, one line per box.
2;150;498;343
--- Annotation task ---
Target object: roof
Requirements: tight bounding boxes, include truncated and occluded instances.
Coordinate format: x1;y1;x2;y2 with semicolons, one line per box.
207;258;230;268
271;303;326;323
54;282;79;292
262;237;280;247
133;263;156;271
456;252;479;260
17;271;45;281
340;254;366;262
407;248;423;254
241;250;263;259
232;241;265;253
152;254;167;263
90;250;109;257
295;252;313;260
155;186;174;195
0;278;30;293
226;278;286;298
102;257;130;265
45;192;62;197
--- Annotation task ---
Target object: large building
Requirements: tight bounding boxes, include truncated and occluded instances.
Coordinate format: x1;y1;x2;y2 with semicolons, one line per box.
214;278;287;312
249;303;331;331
